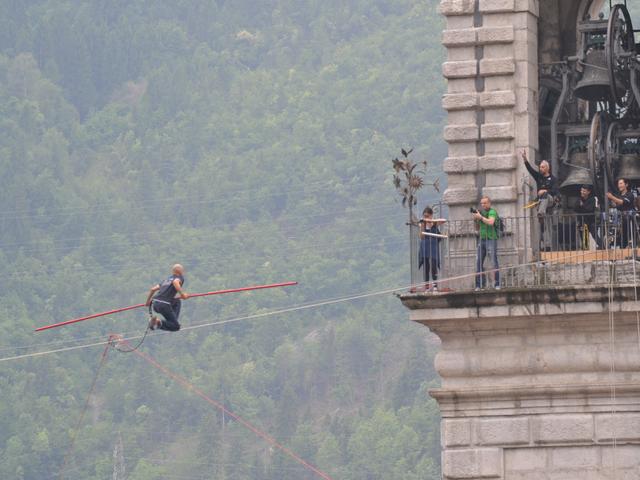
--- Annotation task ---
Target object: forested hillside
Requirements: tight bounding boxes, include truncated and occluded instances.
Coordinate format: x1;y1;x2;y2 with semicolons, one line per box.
0;1;446;479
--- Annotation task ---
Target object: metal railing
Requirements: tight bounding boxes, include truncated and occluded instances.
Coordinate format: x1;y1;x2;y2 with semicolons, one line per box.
410;210;640;292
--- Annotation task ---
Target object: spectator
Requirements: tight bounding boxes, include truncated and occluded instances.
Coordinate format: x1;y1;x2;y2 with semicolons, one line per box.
574;184;602;249
418;207;444;291
473;196;500;290
606;178;635;248
522;150;559;251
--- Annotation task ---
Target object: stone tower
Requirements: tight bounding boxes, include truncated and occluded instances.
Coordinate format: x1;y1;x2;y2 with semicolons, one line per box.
402;1;640;478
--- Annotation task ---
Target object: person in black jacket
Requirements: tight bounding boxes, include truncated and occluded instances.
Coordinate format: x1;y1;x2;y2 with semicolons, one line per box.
522;150;559;250
145;264;189;331
418;207;445;291
574;184;602;249
607;178;636;248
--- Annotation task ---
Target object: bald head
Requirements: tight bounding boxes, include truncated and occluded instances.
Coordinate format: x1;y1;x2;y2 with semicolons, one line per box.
539;160;550;176
172;264;184;275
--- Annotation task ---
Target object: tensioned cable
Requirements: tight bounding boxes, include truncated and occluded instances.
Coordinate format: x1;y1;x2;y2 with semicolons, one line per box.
0;252;611;363
3;203;401;255
121;342;335;480
7;228;408;277
0;283;414;363
0;172;393;221
0;233;407;352
7;238;407;283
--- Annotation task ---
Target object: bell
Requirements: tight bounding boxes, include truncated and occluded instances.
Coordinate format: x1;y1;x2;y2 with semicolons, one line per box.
574;49;618;101
560;151;592;195
616;153;640;185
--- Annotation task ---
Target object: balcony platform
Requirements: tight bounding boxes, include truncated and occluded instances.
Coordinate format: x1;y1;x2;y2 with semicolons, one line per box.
540;248;640;264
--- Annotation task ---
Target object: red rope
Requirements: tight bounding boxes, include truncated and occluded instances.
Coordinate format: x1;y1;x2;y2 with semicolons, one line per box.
120;339;334;480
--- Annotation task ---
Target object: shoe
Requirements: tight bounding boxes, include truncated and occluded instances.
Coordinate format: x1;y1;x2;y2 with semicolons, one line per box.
148;316;160;330
432;285;438;292
495;285;501;290
474;287;481;292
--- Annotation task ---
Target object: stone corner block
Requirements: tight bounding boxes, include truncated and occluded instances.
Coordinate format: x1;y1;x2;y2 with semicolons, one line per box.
476;417;530;446
444;156;479;173
443;29;477;47
480;154;517;171
479;58;515;77
443;93;478;111
481;122;514;140
439;0;476;16
477;26;515;45
479;90;516;108
533;414;594;444
479;0;515;13
482;186;517;202
444;60;478;79
515;0;539;15
443;448;503;479
444;124;479;142
444;187;479;205
442;418;473;447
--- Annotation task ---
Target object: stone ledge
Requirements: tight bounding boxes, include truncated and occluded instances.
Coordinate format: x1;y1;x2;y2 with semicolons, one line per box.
444;187;479;205
482;185;516;201
429;383;640;418
439;0;476;15
443;60;478;79
479;58;515;76
443;93;478;111
481;122;514;140
479;0;515;13
477;26;515;45
444;124;479;142
401;285;640;311
444;156;479;173
479;90;516;108
443;29;477;47
442;448;503;479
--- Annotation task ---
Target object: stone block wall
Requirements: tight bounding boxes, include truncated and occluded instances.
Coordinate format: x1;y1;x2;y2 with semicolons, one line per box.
402;286;640;479
440;0;539;223
441;415;640;479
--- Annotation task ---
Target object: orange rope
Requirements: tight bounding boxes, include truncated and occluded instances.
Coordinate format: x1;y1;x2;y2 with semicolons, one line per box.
117;338;334;480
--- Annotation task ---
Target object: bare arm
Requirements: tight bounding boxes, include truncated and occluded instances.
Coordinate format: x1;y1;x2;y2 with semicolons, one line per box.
145;284;160;306
173;278;189;299
606;192;623;206
472;211;495;226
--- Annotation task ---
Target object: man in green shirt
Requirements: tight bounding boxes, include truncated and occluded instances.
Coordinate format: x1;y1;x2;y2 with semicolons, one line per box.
472;196;500;290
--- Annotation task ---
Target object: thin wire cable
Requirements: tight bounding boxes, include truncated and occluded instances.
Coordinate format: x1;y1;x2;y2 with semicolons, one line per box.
2;200;400;254
5;208;405;266
606;220;618;479
0;251;609;363
0;173;392;221
8;228;407;277
120;340;334;480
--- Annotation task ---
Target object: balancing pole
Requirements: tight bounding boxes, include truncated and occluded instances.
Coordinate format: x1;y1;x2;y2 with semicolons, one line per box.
35;281;298;332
